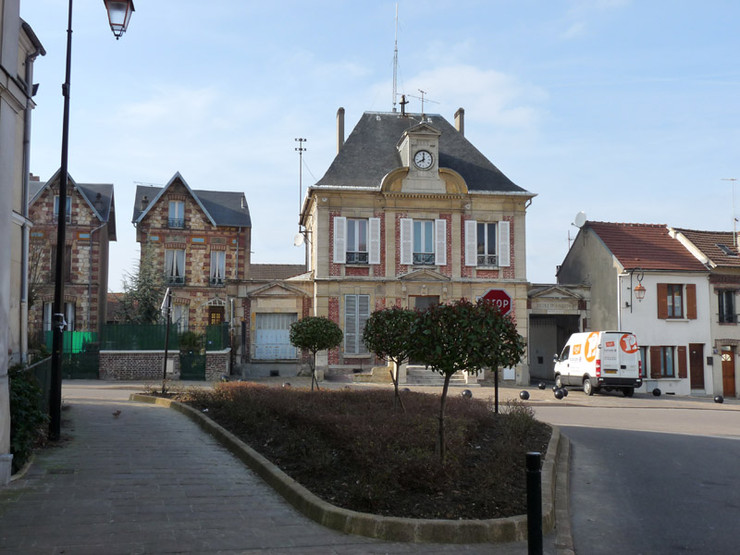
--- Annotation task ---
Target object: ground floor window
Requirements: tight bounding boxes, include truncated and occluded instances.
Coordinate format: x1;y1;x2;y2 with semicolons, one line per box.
254;313;298;360
650;346;675;378
344;294;370;354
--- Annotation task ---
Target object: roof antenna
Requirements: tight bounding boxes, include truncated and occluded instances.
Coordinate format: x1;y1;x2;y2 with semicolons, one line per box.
392;3;399;112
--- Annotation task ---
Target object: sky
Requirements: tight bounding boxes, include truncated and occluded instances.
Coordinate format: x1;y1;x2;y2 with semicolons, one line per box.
20;0;740;288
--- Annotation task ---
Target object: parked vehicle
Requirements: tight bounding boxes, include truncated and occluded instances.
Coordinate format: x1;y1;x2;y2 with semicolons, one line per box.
553;331;642;396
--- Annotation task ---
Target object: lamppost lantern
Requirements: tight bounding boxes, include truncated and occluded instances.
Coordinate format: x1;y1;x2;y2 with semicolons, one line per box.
103;0;135;39
634;282;646;301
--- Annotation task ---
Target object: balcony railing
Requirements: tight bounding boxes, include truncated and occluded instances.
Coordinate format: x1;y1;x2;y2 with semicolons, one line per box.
168;218;185;228
346;251;368;264
166;275;185;285
413;253;435;265
477;254;498;267
210;277;225;286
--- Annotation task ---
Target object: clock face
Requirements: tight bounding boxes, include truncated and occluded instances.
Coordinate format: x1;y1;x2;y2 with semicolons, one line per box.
413;150;434;170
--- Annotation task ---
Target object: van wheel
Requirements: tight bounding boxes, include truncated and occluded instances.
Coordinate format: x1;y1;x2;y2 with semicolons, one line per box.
623;387;634;398
555;374;563;389
583;378;594;396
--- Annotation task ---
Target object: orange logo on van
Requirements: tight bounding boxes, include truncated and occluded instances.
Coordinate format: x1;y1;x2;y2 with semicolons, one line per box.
620;334;638;354
584;332;599;362
572;345;582;355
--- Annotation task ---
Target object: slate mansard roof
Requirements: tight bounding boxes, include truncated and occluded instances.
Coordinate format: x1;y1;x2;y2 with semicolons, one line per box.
132;172;251;228
583;221;706;272
315;111;530;194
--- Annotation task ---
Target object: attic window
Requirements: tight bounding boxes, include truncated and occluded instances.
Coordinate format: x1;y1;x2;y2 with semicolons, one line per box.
717;244;739;257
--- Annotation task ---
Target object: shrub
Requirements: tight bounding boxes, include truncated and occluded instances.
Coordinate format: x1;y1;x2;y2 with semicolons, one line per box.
9;364;48;473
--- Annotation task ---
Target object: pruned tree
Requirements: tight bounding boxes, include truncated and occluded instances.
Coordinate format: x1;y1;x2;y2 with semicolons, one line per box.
410;298;525;464
362;306;417;411
289;316;343;391
118;248;165;325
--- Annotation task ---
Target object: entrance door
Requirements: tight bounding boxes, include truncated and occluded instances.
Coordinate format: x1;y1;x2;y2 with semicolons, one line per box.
721;346;736;397
209;306;225;326
689;343;705;390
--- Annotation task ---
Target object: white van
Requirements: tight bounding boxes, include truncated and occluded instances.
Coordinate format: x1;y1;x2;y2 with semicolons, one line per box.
553;331;642;396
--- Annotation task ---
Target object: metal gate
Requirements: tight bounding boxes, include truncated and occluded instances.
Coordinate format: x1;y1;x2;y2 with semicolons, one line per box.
179;352;206;381
62;351;100;379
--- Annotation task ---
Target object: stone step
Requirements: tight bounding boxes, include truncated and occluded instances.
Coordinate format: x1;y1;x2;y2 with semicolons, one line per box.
405;366;469;386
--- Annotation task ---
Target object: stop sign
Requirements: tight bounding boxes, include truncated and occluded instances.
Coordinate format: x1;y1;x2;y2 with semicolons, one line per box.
482;289;512;315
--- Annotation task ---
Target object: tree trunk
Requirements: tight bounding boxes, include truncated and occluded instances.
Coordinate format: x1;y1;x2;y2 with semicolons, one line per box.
389;359;406;413
437;373;452;464
310;350;320;391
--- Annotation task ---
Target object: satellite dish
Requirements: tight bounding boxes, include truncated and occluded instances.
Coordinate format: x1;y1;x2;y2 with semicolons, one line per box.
293;233;305;247
573;211;587;228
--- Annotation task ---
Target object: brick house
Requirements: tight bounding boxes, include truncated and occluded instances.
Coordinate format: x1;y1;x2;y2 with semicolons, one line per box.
28;171;116;338
132;172;251;332
299;108;535;383
557;221;713;396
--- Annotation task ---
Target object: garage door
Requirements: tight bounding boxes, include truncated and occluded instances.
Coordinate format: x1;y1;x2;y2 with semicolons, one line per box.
254;313;298;360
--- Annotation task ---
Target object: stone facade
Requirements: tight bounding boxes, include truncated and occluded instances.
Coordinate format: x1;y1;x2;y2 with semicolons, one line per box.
133;173;251;333
100;350;229;382
301;110;534;383
27;174;114;341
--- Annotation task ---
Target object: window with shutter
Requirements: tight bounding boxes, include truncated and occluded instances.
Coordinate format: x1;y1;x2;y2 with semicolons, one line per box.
657;283;668;319
677;346;688;379
650;346;662;378
464;220;477;266
686;284;697;320
344;294;370;354
368;217;381;265
400;218;413;265
333;216;346;264
434;219;447;266
498;220;510;267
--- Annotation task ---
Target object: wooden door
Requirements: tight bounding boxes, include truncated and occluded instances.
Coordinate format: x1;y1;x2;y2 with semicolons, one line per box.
689;343;704;390
721;346;736;397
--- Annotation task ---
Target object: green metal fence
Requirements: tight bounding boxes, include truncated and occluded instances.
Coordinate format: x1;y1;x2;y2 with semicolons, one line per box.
100;324;180;351
44;331;98;354
100;323;230;351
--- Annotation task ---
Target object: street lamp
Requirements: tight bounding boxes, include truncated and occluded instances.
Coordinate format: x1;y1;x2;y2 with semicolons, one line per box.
49;0;134;441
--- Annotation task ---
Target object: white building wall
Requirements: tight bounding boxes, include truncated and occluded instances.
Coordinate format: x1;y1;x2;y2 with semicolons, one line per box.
619;272;712;396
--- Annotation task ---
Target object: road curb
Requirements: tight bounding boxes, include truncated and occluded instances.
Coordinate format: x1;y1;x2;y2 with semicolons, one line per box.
131;393;566;544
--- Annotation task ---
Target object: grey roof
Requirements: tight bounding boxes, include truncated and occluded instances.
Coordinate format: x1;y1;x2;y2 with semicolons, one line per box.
29;171;117;240
132;172;251;228
315;111;529;194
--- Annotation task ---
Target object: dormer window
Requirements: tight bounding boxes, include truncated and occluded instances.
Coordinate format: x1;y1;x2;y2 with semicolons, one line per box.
168;201;185;228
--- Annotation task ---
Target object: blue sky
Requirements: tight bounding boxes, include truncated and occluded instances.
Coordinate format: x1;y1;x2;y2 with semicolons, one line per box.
20;1;740;287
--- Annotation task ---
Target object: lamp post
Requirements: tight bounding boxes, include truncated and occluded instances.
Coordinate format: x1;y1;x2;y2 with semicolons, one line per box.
49;0;134;441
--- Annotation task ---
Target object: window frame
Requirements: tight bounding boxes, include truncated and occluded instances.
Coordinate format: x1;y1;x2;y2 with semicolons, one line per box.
666;284;684;319
346;218;369;264
165;248;186;285
718;289;736;324
168;200;185;229
659;346;675;377
53;195;72;224
476;222;497;266
209;250;226;286
413;220;435;265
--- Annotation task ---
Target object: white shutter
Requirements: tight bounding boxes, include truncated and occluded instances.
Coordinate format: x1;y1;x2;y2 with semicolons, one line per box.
333;216;346;264
435;219;447;266
358;295;370;353
400;218;413;265
498;220;510;267
368;217;381;265
344;295;357;353
465;219;477;267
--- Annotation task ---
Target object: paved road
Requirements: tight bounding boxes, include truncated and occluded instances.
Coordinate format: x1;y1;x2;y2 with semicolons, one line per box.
0;381;555;554
533;398;740;555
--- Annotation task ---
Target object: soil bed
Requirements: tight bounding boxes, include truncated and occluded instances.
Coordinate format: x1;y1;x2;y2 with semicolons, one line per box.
178;382;551;520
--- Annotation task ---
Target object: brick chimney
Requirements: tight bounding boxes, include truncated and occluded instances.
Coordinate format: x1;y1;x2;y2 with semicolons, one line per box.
454;108;465;137
337;107;345;153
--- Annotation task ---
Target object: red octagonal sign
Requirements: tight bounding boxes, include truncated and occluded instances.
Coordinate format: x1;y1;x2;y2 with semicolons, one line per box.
481;289;512;315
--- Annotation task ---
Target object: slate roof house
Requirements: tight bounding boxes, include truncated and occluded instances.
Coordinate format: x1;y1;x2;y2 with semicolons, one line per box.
27;171;116;339
299;108;535;383
557;221;714;396
132;172;252;333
